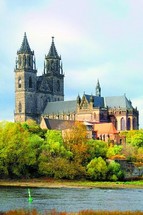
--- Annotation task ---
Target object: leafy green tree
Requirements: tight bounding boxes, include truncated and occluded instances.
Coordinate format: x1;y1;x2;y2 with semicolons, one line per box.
121;130;143;147
22;119;46;138
107;161;124;181
38;130;73;177
39;157;86;179
86;157;107;181
87;139;108;160
44;130;72;158
131;132;143;147
0;122;44;178
120;130;143;162
106;145;123;159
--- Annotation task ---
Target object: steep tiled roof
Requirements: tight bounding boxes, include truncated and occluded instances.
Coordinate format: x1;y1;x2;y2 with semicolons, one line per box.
18;32;33;54
94;123;118;134
41;118;75;130
43;100;77;115
84;94;104;107
104;95;133;109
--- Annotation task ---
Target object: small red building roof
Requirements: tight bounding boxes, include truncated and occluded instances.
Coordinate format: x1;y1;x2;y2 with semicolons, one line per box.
94;123;118;134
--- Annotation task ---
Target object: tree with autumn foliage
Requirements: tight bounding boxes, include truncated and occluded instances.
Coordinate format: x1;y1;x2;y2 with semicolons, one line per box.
63;121;89;165
0;120;125;180
38;129;86;179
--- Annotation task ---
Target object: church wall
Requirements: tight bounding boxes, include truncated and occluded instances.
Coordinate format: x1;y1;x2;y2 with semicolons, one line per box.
14;34;139;131
76;113;93;122
36;92;51;114
116;116;126;130
14;113;26;122
25;92;37;114
76;108;108;123
15;92;25;112
52;76;64;101
24;72;37;92
110;110;139;131
15;70;26;122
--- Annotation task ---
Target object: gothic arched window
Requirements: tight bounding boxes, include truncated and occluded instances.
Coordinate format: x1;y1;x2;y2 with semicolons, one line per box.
133;118;137;129
18;77;21;88
127;118;131;130
121;117;125;130
18;102;22;113
29;77;32;88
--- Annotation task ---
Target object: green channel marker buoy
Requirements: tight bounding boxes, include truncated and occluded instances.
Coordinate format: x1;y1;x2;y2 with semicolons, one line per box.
28;188;33;203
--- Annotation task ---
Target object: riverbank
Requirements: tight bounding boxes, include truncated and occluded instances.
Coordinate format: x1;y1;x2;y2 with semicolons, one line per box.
0;178;143;189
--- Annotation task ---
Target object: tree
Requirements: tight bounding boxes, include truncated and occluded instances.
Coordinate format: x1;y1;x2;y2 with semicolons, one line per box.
131;132;143;147
0;122;44;178
121;130;143;147
39;157;86;179
44;130;72;159
107;161;124;181
64;121;87;145
87;139;108;160
106;145;123;159
64;122;89;165
86;157;107;181
22;119;46;138
38;130;73;177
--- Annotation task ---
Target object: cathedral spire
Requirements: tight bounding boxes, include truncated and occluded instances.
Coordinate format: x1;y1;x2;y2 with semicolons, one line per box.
96;79;101;97
17;33;35;70
47;36;61;59
44;36;63;75
18;32;33;54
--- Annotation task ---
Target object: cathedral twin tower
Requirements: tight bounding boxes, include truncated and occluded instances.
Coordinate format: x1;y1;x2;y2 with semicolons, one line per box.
14;33;64;122
14;33;139;131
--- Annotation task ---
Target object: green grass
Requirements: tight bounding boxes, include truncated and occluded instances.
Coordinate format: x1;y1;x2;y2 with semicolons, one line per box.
1;178;143;189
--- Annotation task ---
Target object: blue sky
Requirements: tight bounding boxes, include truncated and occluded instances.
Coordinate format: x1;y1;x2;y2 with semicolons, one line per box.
0;0;143;127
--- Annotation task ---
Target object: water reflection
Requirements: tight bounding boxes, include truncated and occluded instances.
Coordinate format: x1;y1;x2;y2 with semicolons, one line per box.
0;187;143;212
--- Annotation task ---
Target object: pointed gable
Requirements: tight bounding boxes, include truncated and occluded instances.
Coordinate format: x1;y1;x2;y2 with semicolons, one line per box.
18;32;33;54
80;94;90;109
84;94;104;108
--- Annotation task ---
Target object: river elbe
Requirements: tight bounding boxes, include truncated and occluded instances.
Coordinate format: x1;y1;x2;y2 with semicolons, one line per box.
0;187;143;212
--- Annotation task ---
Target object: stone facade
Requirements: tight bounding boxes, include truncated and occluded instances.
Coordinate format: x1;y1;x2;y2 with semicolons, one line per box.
43;93;139;131
14;33;139;131
14;33;64;122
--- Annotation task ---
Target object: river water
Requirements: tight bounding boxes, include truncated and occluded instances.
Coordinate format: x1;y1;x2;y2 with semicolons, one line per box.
0;187;143;212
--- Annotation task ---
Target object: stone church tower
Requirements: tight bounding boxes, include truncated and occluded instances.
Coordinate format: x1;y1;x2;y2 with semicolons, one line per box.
14;33;64;122
14;33;138;132
14;33;37;122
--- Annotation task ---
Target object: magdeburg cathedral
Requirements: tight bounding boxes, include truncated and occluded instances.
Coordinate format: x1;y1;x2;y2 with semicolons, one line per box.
14;33;139;131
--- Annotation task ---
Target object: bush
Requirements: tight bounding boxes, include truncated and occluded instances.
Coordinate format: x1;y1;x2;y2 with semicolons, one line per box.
86;157;107;181
107;161;124;181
